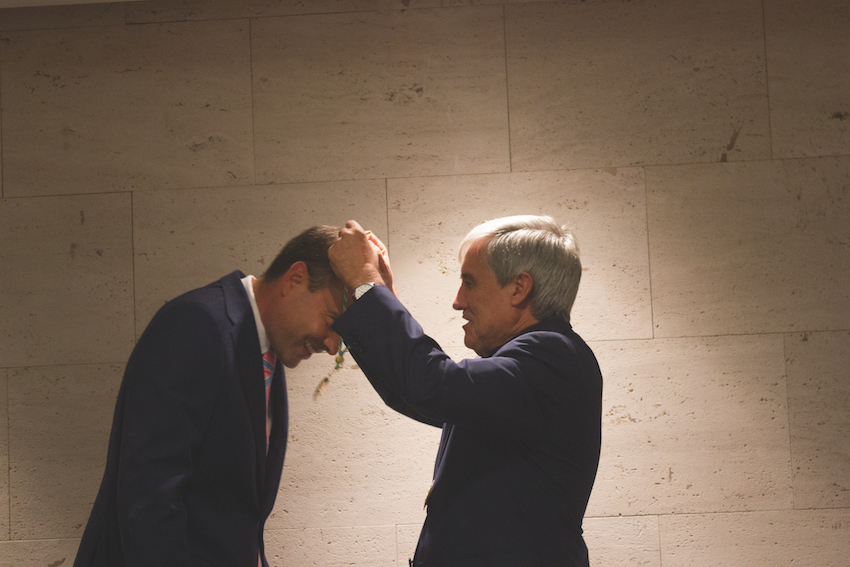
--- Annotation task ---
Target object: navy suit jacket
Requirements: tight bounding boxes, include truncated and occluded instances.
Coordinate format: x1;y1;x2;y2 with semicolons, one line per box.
333;286;602;567
75;271;288;567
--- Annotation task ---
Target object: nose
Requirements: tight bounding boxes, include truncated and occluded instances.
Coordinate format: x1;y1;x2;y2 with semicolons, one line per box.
452;286;466;311
324;332;341;355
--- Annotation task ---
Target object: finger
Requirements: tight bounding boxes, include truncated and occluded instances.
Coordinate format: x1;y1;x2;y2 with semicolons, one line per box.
366;234;385;253
344;219;364;232
366;232;389;254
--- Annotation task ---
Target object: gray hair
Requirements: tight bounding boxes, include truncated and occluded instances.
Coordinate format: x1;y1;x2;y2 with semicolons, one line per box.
459;215;581;323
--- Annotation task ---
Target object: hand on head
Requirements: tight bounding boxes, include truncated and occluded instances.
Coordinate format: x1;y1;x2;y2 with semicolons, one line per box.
328;220;395;295
367;231;395;295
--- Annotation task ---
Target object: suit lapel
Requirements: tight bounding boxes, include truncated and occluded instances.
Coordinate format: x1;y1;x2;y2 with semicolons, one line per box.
222;271;269;496
221;271;290;514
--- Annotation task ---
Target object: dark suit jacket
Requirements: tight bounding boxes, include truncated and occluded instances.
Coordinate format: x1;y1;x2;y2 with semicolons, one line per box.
75;271;288;567
333;286;602;567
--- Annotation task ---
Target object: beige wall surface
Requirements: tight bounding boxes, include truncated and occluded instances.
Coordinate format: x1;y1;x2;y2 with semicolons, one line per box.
1;0;848;565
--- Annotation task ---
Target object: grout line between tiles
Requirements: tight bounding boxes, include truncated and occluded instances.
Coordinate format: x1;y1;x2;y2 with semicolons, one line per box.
761;0;775;161
642;167;655;340
248;17;258;187
584;328;850;345
384;178;390;252
586;506;850;520
130;191;137;344
0;36;4;202
501;4;512;174
656;513;663;567
4;374;9;541
782;332;796;512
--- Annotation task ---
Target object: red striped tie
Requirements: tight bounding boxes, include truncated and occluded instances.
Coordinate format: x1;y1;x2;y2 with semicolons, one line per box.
262;351;276;452
260;351;276;567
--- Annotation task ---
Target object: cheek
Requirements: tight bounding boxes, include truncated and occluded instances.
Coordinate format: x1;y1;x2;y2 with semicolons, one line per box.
468;311;486;332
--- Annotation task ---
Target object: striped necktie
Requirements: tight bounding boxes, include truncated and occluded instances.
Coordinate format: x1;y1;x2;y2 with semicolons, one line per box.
259;351;277;567
262;350;276;451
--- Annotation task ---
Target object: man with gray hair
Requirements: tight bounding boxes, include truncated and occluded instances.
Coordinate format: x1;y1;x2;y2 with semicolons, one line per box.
329;216;602;567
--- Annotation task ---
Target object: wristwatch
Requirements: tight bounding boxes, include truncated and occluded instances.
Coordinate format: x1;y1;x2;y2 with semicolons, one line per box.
354;282;376;300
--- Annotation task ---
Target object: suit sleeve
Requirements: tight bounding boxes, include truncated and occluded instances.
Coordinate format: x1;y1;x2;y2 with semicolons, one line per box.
116;300;226;565
341;326;443;428
333;286;547;438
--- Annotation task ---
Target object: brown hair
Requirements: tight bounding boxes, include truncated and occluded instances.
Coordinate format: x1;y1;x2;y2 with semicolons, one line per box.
262;225;340;292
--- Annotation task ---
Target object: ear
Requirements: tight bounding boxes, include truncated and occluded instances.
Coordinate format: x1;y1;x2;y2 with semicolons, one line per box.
509;272;533;307
280;261;309;294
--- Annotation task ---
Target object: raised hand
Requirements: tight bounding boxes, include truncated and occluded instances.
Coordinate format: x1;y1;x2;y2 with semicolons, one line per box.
328;220;386;293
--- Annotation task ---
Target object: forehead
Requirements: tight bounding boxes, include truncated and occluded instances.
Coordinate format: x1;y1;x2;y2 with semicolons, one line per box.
460;239;494;278
312;280;345;316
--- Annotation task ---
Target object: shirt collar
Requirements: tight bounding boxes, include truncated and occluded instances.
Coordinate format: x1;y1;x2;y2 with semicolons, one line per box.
241;274;270;355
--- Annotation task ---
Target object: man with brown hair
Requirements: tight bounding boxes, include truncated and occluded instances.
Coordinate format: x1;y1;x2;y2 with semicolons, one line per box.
76;226;344;567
